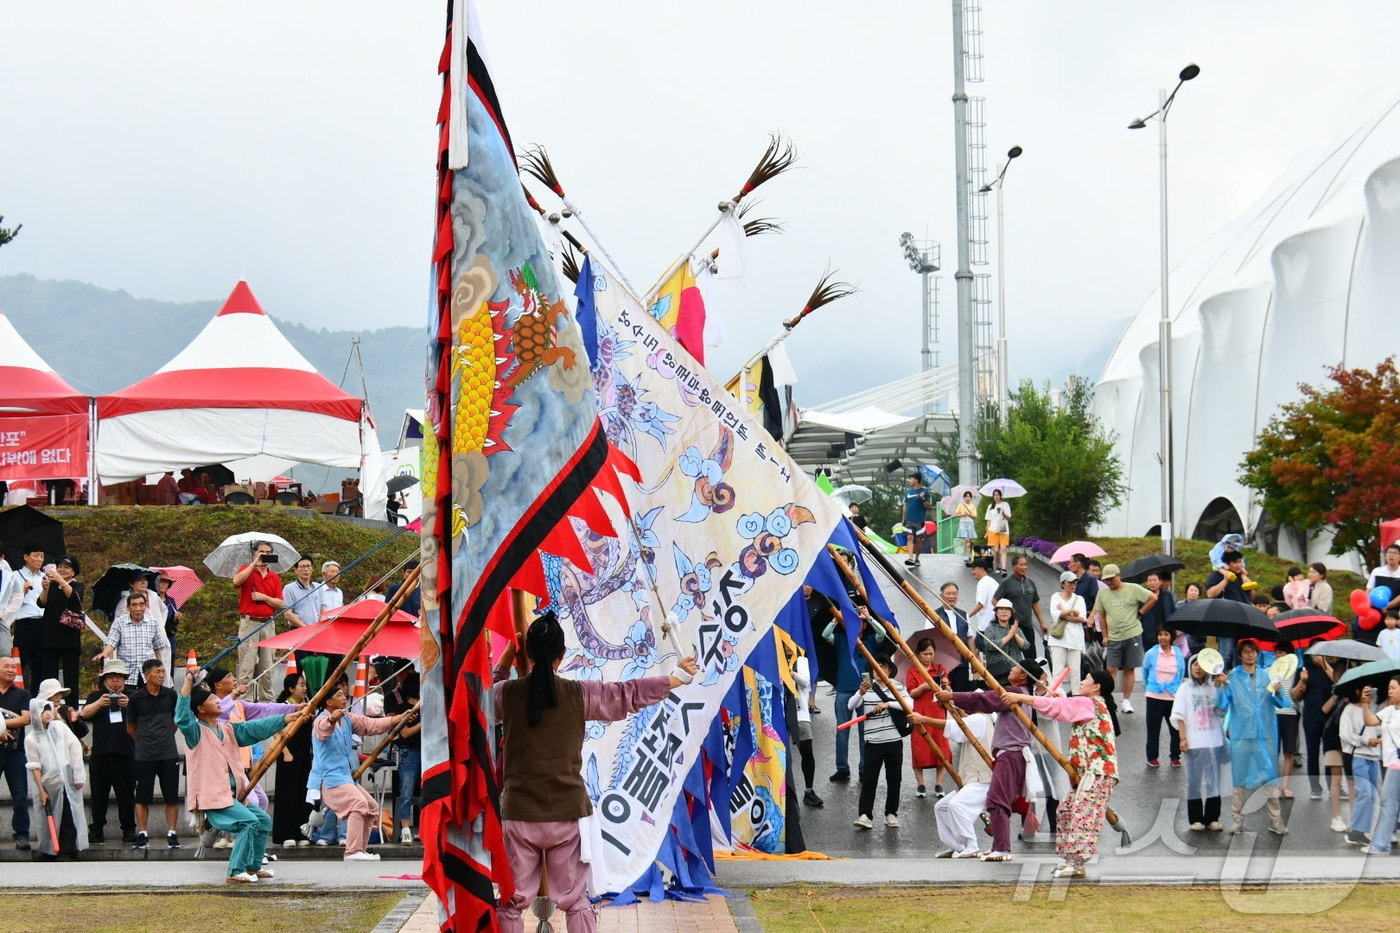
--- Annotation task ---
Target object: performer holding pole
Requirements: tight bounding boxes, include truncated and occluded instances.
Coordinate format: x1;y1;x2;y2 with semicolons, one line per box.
493;611;698;933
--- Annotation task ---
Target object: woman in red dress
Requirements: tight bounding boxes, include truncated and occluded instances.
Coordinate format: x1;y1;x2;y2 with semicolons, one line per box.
906;638;951;797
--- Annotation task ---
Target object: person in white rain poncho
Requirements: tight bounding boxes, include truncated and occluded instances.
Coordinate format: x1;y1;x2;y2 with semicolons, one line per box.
1170;654;1226;831
25;697;87;859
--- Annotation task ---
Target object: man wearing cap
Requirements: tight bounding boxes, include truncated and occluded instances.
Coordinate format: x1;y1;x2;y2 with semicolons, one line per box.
95;592;169;687
993;556;1046;663
232;542;286;702
1215;639;1289;835
80;659;137;844
0;654;32;850
935;661;1042;862
1096;564;1156;715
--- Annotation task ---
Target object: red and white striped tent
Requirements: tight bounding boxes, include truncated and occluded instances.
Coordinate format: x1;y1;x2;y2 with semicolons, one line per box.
0;309;89;488
95;281;378;492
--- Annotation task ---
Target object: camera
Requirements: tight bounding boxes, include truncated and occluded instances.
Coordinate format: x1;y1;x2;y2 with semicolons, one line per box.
261;554;279;564
108;693;124;702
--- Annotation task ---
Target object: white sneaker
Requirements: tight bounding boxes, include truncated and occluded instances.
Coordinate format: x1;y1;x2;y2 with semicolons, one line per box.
214;837;233;849
1331;817;1348;832
853;814;873;829
282;839;299;848
226;872;259;884
314;839;329;847
400;827;414;845
1120;698;1134;714
885;814;900;828
344;851;381;861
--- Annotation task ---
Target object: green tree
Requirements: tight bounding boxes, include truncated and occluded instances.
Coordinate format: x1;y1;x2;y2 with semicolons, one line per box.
0;216;19;248
1240;358;1400;565
975;378;1126;541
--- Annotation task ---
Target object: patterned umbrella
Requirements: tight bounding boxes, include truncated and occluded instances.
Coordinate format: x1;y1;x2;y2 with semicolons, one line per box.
150;565;203;609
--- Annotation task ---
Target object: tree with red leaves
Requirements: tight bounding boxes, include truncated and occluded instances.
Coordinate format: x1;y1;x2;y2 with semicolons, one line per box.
1241;358;1400;564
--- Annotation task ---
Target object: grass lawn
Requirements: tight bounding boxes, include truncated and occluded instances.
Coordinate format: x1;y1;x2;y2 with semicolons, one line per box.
748;884;1400;933
0;892;404;933
1086;537;1366;599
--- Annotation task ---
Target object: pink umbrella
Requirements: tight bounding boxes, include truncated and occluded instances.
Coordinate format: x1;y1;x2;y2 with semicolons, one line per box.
892;626;963;685
1048;541;1106;565
150;565;204;608
257;601;421;658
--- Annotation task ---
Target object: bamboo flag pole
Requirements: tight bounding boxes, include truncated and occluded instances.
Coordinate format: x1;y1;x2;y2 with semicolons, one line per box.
724;271;858;396
352;699;422;782
239;567;421;800
824;544;995;772
848;627;963;788
846;528;1133;844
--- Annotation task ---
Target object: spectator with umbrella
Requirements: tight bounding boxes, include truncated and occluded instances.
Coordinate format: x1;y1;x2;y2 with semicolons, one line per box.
1215;639;1290;835
222;537;295;703
385;474;418;526
35;555;84;699
1360;673;1400;854
1302;641;1376;803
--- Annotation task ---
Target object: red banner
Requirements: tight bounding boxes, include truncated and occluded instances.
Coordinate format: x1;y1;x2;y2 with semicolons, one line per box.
0;413;88;481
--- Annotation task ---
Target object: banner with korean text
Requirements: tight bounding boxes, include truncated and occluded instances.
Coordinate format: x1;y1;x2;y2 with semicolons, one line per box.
0;414;87;482
555;262;842;893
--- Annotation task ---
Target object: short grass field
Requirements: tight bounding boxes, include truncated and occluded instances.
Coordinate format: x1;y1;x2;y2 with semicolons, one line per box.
747;884;1400;933
0;892;404;933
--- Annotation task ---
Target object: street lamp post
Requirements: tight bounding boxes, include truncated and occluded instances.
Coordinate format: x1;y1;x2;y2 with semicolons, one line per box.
899;232;942;415
979;145;1023;425
1129;63;1199;559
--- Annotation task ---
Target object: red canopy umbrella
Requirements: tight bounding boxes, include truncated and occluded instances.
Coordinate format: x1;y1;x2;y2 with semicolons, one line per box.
257;600;421;658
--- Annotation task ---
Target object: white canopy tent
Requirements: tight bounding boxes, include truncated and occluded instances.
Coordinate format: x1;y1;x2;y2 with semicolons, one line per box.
95;281;384;518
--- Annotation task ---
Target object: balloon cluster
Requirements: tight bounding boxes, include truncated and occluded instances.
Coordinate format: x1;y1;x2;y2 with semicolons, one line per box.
1350;587;1391;630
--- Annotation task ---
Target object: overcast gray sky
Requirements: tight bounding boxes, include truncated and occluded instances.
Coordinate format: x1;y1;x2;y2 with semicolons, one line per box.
4;2;1398;407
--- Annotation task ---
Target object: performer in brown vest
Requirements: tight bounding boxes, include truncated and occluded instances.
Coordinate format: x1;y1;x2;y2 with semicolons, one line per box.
493;612;698;933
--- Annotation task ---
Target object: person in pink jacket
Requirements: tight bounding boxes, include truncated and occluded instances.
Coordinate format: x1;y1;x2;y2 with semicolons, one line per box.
1003;669;1120;878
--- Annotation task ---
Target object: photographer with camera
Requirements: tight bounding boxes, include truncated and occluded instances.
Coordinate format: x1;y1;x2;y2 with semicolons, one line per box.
80;658;137;844
231;542;286;702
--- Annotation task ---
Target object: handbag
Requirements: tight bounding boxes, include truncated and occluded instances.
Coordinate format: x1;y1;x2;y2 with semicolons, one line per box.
1050;616;1069;641
59;609;86;631
871;683;913;737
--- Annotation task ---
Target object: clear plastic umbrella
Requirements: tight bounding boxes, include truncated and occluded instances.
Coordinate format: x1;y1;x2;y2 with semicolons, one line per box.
203;532;298;578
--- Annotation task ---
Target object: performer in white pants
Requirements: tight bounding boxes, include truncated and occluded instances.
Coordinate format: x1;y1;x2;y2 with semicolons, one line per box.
934;711;992;858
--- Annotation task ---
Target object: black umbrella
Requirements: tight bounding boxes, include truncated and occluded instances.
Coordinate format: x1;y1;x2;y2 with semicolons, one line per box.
0;505;65;568
191;463;237;487
1120;553;1187;584
386;474;420;495
1168;597;1279;642
92;562;158;620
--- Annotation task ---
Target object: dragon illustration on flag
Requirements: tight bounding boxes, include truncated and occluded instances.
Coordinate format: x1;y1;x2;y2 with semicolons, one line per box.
419;5;638;929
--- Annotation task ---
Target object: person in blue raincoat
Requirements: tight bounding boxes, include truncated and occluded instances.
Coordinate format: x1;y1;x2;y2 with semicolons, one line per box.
1215;638;1289;835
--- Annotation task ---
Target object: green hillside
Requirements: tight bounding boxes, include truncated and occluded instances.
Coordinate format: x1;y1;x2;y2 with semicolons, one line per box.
40;506;419;686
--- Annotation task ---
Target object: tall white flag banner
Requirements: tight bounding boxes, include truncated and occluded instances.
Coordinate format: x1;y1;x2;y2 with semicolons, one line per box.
546;261;842;893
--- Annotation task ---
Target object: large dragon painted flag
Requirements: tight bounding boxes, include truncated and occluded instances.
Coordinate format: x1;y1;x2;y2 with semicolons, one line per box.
419;5;638;929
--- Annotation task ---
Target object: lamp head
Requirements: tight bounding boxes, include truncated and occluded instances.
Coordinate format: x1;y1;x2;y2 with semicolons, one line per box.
978;184;993;193
1007;145;1023;160
1179;63;1200;81
1128;118;1148;130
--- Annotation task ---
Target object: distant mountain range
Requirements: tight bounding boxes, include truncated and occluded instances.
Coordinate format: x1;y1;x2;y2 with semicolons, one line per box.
0;274;422;448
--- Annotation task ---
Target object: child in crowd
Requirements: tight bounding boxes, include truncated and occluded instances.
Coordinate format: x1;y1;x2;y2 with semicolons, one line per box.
1377;610;1400;661
849;655;911;830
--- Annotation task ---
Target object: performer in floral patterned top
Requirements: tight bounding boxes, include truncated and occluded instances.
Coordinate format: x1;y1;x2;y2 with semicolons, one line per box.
1004;669;1120;878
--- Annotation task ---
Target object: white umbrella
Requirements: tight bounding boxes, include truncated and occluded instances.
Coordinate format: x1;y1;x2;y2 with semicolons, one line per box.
203;532;298;578
832;485;873;505
980;477;1027;498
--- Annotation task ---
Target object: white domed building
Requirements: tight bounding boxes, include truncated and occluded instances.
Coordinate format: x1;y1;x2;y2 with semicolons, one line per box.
1094;89;1400;564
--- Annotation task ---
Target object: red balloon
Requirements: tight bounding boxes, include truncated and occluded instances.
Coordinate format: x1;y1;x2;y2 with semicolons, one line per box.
1361;607;1383;631
1351;588;1372;614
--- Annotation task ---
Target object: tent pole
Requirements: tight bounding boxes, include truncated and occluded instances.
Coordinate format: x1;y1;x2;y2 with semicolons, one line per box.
88;397;98;506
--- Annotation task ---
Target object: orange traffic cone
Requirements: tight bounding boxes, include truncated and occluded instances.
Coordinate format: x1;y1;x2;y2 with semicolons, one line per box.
284;651;298;678
186;649;199;676
10;648;23;689
352;655;368;704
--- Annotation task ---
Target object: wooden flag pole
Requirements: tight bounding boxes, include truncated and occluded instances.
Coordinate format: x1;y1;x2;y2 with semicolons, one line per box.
352;699;422;782
238;567;421;800
847;529;1132;844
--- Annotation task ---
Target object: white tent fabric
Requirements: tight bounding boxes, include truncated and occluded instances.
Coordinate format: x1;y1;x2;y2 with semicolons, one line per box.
96;281;372;485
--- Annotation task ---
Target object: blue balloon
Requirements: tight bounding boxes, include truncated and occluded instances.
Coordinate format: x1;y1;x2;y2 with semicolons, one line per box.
1371;586;1393;610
